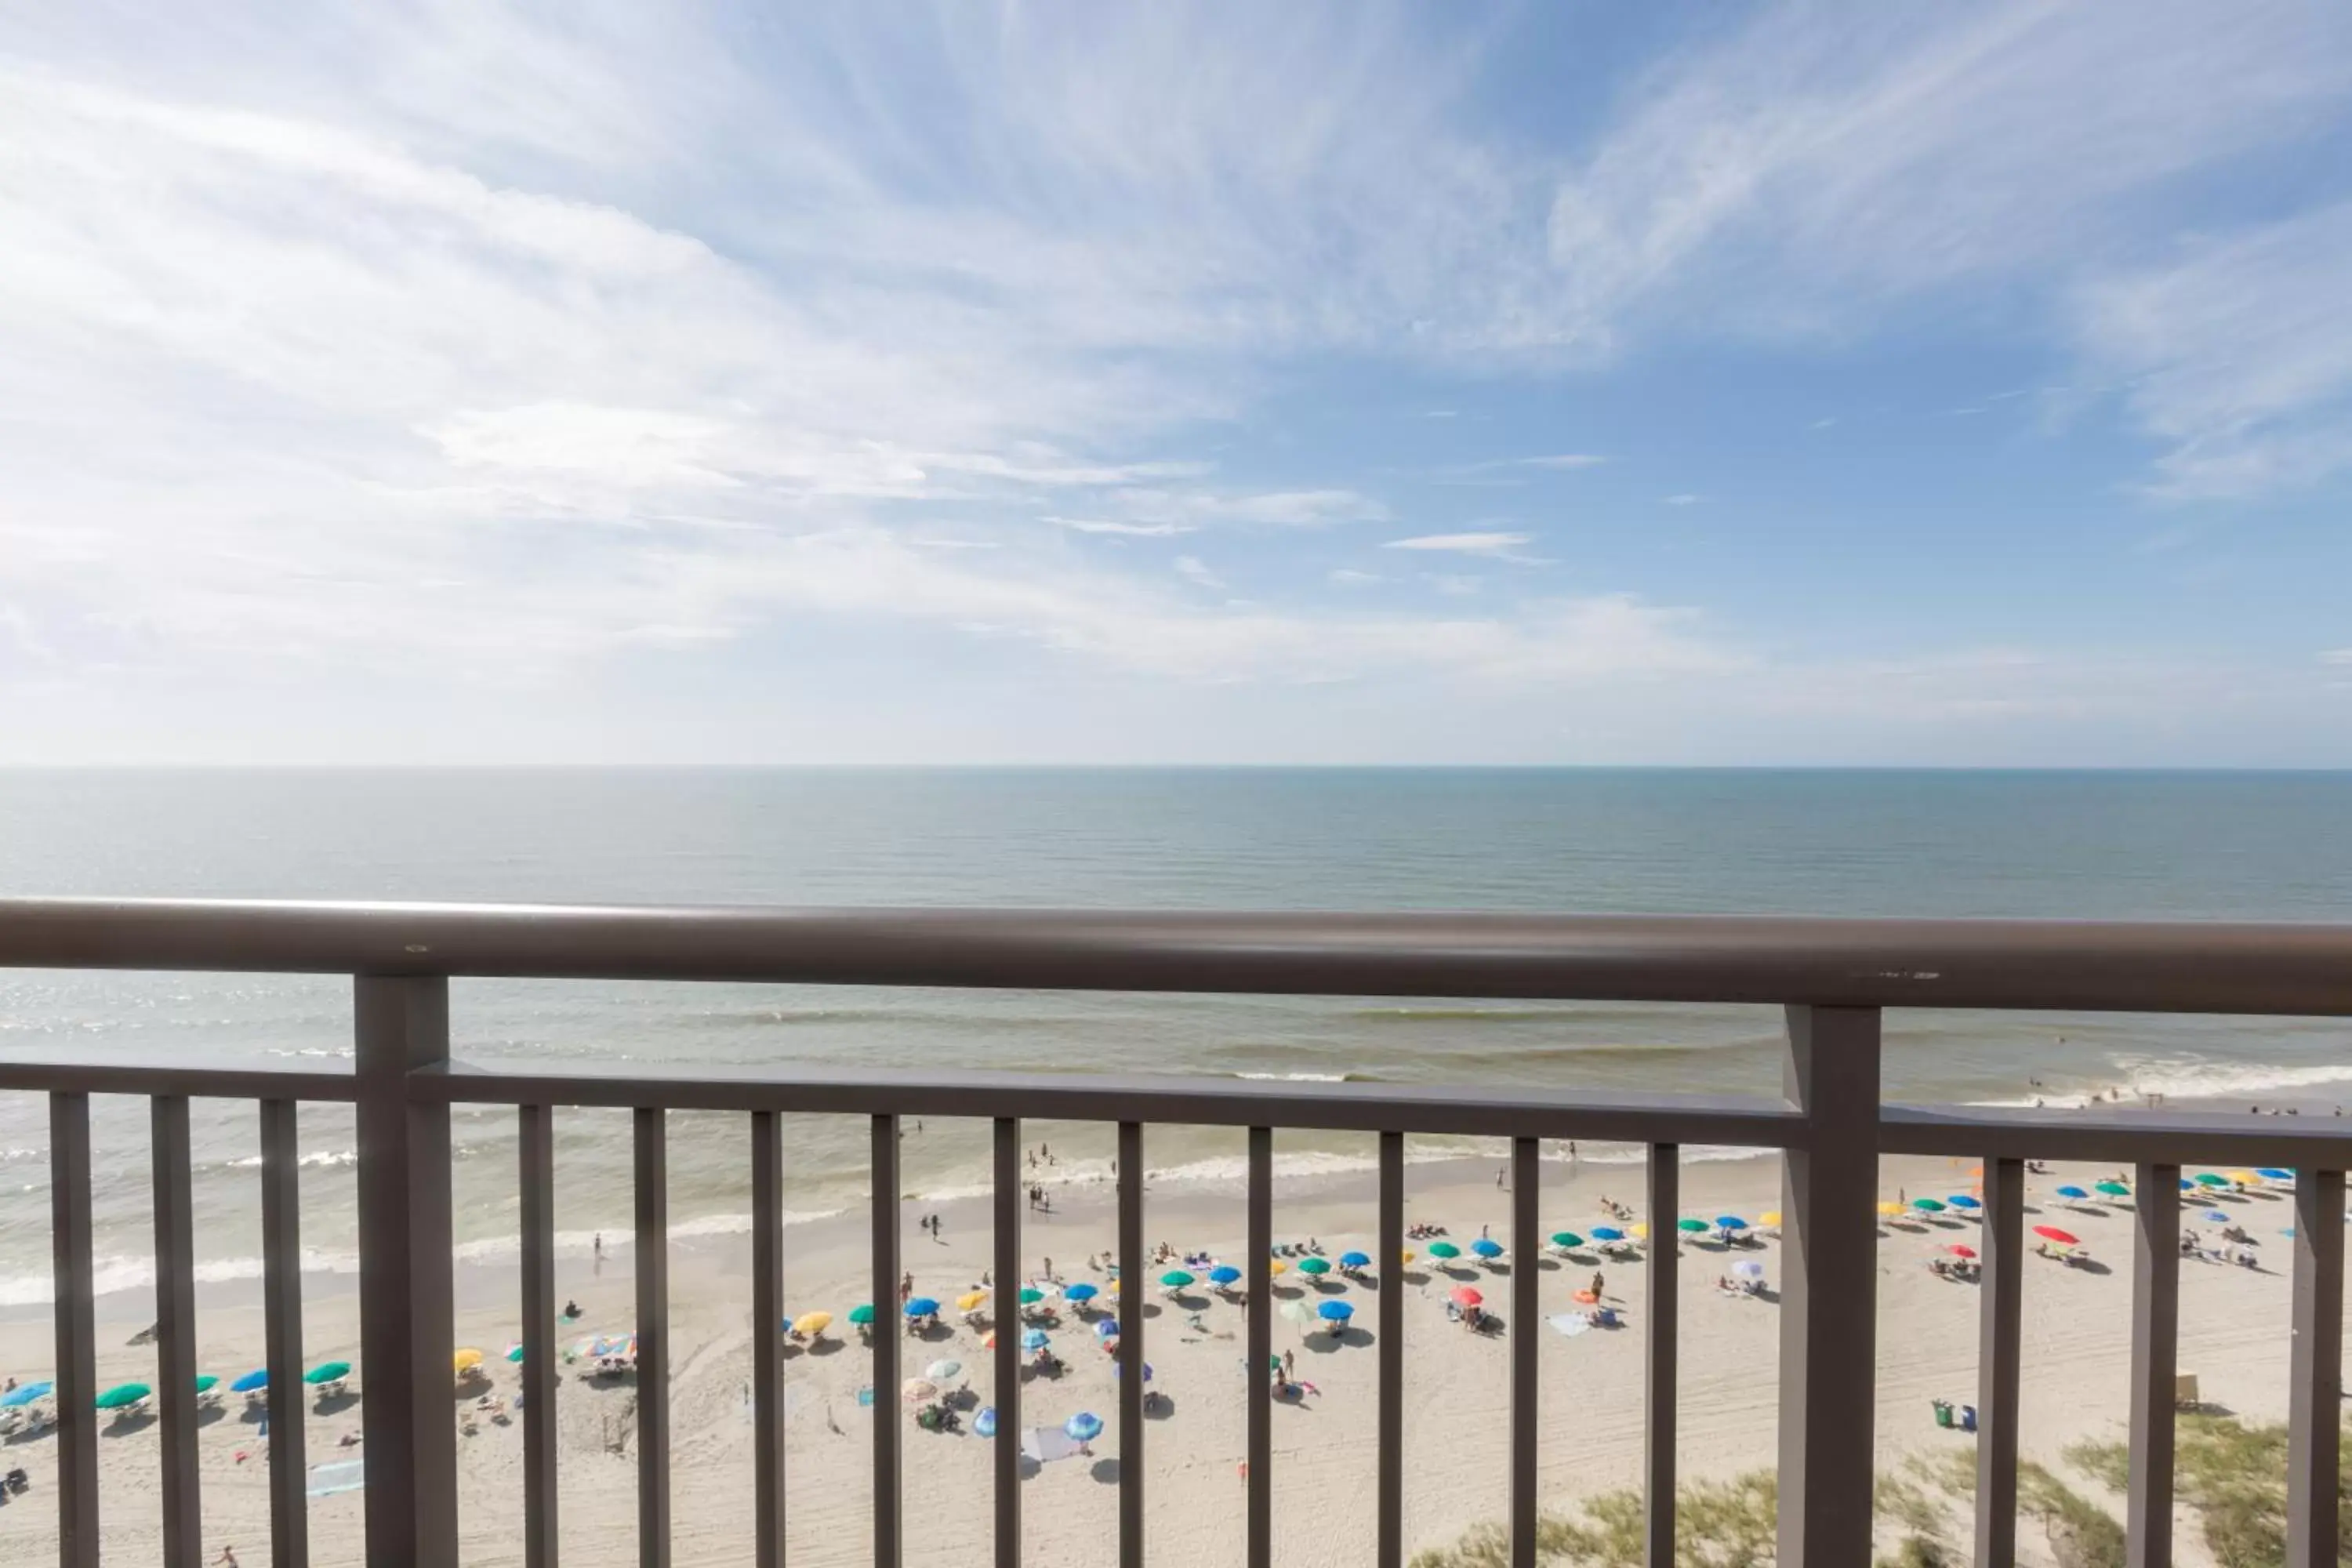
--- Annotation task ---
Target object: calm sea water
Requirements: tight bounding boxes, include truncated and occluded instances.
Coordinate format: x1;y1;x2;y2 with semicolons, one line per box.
2;767;2349;1306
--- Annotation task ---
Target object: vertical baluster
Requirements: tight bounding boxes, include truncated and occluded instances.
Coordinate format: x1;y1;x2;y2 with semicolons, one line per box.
1776;1005;1882;1568
635;1108;670;1568
1118;1120;1144;1568
51;1091;98;1568
993;1119;1022;1568
2286;1168;2344;1568
1510;1137;1539;1568
354;975;456;1568
872;1114;901;1568
1645;1144;1679;1568
1246;1127;1272;1568
153;1094;201;1565
751;1112;784;1568
1976;1156;2024;1568
1377;1131;1404;1568
260;1099;308;1568
2127;1162;2180;1568
519;1105;558;1568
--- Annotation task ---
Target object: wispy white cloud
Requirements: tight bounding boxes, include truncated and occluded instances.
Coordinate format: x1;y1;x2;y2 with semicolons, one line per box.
1043;517;1196;537
1663;493;1700;506
2322;649;2352;667
1328;568;1382;586
1174;555;1225;590
1383;532;1535;555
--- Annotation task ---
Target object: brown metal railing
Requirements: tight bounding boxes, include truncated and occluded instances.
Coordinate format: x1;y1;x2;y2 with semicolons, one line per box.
2;898;2350;1568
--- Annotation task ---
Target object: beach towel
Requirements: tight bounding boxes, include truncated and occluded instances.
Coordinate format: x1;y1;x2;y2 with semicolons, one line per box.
1021;1426;1083;1464
1547;1313;1592;1338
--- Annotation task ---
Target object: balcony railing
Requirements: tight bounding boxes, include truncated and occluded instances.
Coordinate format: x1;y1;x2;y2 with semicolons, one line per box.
2;897;2349;1568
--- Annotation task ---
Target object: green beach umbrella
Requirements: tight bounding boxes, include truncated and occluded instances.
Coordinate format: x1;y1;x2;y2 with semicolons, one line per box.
1427;1241;1461;1259
1295;1258;1330;1276
2194;1173;2229;1188
95;1382;151;1410
193;1374;218;1395
1017;1287;1044;1305
506;1345;526;1364
1551;1232;1584;1250
2094;1180;2131;1197
1911;1198;1947;1213
1676;1218;1709;1234
848;1304;877;1325
303;1361;350;1386
1160;1269;1196;1288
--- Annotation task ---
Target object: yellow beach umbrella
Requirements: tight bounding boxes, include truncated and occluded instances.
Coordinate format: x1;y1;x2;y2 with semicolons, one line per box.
1876;1200;1904;1218
1759;1210;1782;1227
1268;1258;1288;1275
2227;1171;2259;1185
792;1312;833;1337
956;1290;989;1312
452;1348;484;1373
1630;1222;1649;1240
1400;1249;1416;1265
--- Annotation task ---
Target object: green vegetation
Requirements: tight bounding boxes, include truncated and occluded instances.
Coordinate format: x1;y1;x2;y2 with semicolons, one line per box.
2068;1412;2352;1568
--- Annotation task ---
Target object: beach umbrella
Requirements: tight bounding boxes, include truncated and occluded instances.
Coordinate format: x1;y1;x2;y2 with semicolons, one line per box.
1731;1259;1766;1281
925;1359;962;1381
303;1361;351;1385
1716;1216;1749;1232
1267;1259;1287;1276
1296;1257;1332;1276
793;1312;833;1337
2257;1168;2295;1182
95;1382;150;1411
1062;1283;1098;1302
1947;1196;1981;1211
1209;1265;1242;1285
1759;1210;1782;1227
1017;1288;1044;1305
1340;1250;1371;1268
1065;1412;1103;1443
2228;1171;2259;1186
453;1349;484;1373
848;1304;877;1325
974;1406;999;1439
1590;1226;1624;1242
1947;1244;1977;1259
230;1370;268;1394
956;1290;989;1312
905;1298;940;1318
1631;1223;1650;1239
2032;1226;2080;1247
2;1381;52;1407
1470;1239;1504;1258
1094;1319;1120;1339
2194;1173;2230;1189
2201;1210;2233;1224
1428;1242;1461;1259
2094;1181;2131;1198
1676;1218;1709;1234
1112;1360;1154;1381
1550;1232;1584;1250
2178;1178;2195;1191
1020;1328;1050;1353
1281;1299;1316;1327
901;1378;939;1403
1911;1199;1947;1214
1450;1285;1483;1307
2056;1185;2089;1200
1875;1201;1905;1218
1160;1269;1196;1288
1319;1299;1355;1322
506;1345;526;1363
193;1374;218;1395
1400;1250;1416;1265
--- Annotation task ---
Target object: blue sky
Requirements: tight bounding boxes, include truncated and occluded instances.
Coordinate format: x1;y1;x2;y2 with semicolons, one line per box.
5;2;2351;764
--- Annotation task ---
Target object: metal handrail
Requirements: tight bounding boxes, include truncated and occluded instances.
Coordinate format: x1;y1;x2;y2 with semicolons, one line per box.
5;897;2352;1012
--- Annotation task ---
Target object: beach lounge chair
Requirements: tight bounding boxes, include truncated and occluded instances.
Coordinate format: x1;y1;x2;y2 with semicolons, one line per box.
2174;1374;2201;1411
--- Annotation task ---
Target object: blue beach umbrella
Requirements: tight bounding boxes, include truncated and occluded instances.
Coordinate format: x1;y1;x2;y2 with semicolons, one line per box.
1946;1196;1981;1211
2055;1185;2089;1200
974;1406;999;1439
1715;1215;1749;1230
904;1298;939;1318
1469;1238;1504;1258
1112;1360;1153;1381
1;1381;51;1408
1317;1299;1354;1322
2200;1209;2234;1223
2257;1168;2295;1182
1590;1226;1624;1242
2179;1178;2195;1192
1339;1250;1371;1269
1094;1319;1120;1339
230;1370;269;1394
1065;1412;1103;1443
1208;1265;1242;1285
1020;1328;1050;1352
1062;1282;1098;1302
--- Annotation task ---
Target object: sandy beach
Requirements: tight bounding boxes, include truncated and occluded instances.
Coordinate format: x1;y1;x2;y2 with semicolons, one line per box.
0;1145;2328;1566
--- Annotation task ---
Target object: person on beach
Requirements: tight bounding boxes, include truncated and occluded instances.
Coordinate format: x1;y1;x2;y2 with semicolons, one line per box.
1591;1270;1606;1300
216;1549;238;1567
593;1233;603;1275
899;1272;913;1305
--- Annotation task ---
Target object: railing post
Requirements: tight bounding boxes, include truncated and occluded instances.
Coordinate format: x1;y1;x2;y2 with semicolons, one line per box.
2286;1168;2345;1568
1777;1004;1882;1568
1646;1144;1679;1568
636;1108;671;1568
1975;1156;2025;1568
354;975;456;1568
50;1091;97;1568
519;1105;559;1568
2127;1163;2180;1568
152;1094;201;1566
752;1111;784;1568
260;1099;309;1568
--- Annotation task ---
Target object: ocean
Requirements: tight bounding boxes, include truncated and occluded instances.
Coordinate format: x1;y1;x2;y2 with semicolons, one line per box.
2;767;2349;1310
